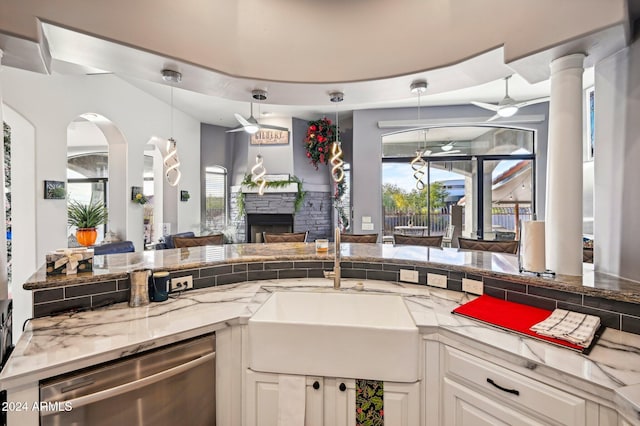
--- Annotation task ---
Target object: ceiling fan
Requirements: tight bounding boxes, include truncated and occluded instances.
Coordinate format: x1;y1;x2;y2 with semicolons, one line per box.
470;76;549;122
226;90;289;134
423;149;461;157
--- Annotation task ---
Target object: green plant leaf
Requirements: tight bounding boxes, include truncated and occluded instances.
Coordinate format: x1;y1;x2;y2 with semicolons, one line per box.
67;200;108;228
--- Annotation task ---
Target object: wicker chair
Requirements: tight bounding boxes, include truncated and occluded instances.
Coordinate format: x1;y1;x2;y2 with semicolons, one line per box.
340;233;378;243
263;232;308;243
457;237;519;254
173;234;224;248
393;234;443;247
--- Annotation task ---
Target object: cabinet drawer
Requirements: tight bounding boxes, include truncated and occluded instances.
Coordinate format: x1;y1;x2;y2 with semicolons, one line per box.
443;346;586;425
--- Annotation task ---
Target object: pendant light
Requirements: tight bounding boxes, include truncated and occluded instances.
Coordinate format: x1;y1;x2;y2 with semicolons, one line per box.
251;97;267;195
410;81;428;190
251;153;267;195
161;69;182;187
329;92;345;183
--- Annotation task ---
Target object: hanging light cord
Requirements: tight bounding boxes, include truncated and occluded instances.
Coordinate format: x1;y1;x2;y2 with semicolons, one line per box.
410;91;426;190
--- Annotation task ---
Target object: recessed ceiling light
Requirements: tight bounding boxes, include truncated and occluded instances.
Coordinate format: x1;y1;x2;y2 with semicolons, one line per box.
261;111;273;116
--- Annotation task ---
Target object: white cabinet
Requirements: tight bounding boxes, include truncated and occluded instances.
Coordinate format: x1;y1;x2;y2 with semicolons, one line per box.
322;377;356;426
384;381;421;426
245;370;326;426
245;369;419;426
245;370;281;426
443;376;546;425
440;345;614;426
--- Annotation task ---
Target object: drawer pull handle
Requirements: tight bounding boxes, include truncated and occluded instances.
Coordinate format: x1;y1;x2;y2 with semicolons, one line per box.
313;381;320;390
339;383;346;392
486;378;520;396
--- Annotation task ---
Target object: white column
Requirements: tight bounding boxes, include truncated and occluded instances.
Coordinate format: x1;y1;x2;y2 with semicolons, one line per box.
0;49;9;299
546;53;585;276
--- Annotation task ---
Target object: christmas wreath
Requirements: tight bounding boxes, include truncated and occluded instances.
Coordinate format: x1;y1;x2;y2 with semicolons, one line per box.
304;118;336;169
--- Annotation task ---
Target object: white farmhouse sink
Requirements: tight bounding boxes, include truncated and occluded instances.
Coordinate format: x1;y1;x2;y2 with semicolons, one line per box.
248;291;420;382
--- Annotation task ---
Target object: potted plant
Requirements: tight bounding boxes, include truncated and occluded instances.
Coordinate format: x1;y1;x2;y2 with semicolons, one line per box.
68;200;109;246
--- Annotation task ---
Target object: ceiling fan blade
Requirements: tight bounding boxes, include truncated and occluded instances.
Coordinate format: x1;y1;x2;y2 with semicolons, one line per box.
258;124;290;132
470;101;500;112
225;126;247;133
486;113;502;122
234;113;252;127
514;97;550;108
431;150;461;156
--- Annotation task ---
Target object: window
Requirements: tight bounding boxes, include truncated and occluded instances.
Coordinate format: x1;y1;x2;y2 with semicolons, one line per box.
382;126;535;240
67;152;108;246
204;166;227;232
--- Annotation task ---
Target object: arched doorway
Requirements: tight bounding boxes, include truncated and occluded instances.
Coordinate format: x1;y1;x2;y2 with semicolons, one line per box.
66;113;128;245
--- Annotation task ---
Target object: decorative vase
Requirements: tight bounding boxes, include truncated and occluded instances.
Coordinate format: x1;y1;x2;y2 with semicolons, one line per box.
76;228;98;247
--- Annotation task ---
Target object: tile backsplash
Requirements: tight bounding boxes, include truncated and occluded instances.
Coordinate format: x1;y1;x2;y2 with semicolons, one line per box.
30;261;640;335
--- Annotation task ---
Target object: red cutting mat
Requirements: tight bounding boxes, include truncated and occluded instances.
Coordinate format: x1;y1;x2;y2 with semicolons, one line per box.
452;295;590;352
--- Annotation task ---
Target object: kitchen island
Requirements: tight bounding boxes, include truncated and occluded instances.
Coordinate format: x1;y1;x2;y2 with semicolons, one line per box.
3;243;640;425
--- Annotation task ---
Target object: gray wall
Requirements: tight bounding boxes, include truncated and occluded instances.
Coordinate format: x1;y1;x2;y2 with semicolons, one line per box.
594;37;640;282
351;104;550;235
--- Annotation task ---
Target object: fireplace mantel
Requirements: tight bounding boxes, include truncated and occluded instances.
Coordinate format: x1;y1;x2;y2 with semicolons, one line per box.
233;183;299;194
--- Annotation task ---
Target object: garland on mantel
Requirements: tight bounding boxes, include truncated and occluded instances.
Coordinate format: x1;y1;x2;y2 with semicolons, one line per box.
236;174;306;219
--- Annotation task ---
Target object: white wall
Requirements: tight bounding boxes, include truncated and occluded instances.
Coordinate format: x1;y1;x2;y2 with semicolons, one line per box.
2;105;36;342
594;39;640;282
246;117;293;178
583;161;594;235
0;67;201;263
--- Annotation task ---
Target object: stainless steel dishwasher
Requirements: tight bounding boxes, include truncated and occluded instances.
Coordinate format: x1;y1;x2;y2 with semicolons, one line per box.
39;333;215;426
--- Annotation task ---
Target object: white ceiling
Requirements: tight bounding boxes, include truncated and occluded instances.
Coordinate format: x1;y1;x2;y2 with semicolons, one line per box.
43;21;593;129
42;23;593;127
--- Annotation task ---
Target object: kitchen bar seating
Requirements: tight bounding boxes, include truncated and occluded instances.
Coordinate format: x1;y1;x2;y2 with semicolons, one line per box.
393;234;443;247
173;234;224;248
457;237;519;254
340;233;378;243
263;232;308;243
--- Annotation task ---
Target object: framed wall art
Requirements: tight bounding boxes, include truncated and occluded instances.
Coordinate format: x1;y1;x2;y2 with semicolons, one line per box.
250;129;289;145
44;180;66;199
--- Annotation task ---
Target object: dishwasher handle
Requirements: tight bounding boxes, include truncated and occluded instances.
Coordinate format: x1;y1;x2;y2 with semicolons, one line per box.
41;352;215;416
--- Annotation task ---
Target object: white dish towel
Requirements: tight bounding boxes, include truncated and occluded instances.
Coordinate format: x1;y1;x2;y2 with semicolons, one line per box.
530;309;601;347
278;375;306;426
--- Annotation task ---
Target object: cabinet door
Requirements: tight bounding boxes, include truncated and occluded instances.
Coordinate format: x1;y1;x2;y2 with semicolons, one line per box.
305;377;324;426
443;377;545;426
324;378;356;426
246;371;324;426
384;381;420;426
246;370;280;426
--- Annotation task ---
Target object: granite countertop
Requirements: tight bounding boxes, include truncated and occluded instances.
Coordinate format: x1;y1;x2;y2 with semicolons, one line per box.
3;278;640;422
24;243;640;303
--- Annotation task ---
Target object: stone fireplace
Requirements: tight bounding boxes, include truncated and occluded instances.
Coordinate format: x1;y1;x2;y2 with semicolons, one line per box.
230;187;333;243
